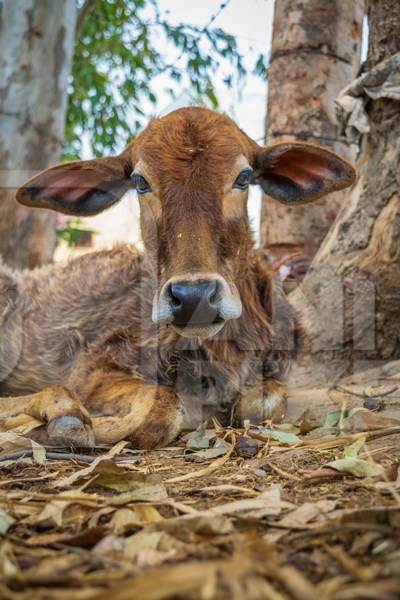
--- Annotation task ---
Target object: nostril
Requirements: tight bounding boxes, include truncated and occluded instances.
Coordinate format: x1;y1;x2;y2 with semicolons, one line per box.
171;296;182;308
169;284;184;309
207;280;219;307
169;286;182;308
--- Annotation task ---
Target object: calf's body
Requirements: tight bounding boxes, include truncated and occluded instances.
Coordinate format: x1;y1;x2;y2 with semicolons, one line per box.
0;107;355;447
0;245;292;446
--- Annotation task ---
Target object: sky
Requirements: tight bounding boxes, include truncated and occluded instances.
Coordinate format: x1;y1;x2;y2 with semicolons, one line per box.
155;0;273;139
77;0;274;253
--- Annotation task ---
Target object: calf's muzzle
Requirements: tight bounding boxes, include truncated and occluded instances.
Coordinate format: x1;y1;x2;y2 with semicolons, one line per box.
153;274;242;338
169;280;220;326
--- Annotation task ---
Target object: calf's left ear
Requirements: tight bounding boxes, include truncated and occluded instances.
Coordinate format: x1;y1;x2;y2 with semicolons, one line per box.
253;142;356;205
16;155;131;216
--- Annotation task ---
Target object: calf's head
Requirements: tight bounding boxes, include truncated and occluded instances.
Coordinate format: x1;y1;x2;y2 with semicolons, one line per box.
17;107;355;339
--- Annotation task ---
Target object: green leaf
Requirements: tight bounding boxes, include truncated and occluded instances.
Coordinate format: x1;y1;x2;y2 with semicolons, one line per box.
65;0;258;158
343;435;366;459
270;429;301;444
327;458;384;478
324;409;342;428
186;422;210;451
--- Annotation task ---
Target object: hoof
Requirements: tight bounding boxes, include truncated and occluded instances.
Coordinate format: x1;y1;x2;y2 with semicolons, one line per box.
47;415;95;448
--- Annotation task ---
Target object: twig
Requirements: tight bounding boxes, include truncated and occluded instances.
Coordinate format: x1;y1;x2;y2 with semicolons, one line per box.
264;461;301;482
299;426;400;450
202;1;232;31
0;449;142;464
302;468;345;481
154;0;233;76
334;384;398;400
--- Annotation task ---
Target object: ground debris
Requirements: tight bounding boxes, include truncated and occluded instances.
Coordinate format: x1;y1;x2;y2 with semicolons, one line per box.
1;380;400;599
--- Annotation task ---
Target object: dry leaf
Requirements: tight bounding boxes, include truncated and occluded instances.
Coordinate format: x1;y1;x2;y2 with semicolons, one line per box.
124;530;183;561
185;444;230;462
37;491;72;527
0;430;46;464
110;505;164;533
99;471;168;504
326;457;384;478
54;441;127;487
277;500;337;528
205;488;293;519
166;434;235;483
0;508;15;534
345;407;400;432
154;513;234;540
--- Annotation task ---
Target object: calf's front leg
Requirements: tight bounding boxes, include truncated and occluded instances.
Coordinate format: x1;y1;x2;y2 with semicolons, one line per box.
82;371;182;448
0;385;94;446
0;373;182;449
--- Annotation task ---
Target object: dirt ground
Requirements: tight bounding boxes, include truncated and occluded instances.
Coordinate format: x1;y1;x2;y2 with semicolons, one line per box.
1;363;400;600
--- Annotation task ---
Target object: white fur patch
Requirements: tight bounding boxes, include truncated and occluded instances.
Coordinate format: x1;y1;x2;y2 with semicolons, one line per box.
263;392;286;420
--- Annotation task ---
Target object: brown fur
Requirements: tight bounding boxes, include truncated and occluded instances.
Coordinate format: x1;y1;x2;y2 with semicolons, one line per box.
0;108;355;447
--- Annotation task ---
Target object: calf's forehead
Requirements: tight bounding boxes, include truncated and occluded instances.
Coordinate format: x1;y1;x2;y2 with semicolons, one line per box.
129;109;257;183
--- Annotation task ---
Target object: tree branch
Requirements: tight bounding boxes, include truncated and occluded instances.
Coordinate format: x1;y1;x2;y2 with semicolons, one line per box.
76;0;98;35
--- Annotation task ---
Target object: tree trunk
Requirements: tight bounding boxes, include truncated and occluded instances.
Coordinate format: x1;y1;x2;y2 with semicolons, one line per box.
0;0;77;269
289;0;400;386
261;0;363;264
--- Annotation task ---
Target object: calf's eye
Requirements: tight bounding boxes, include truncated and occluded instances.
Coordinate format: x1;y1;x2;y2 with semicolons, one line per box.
131;173;151;194
233;168;252;190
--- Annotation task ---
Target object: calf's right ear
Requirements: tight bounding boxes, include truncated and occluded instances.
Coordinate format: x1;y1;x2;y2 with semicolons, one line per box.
16;155;131;216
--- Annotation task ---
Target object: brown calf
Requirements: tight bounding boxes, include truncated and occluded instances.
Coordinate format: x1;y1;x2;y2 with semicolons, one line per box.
0;107;355;447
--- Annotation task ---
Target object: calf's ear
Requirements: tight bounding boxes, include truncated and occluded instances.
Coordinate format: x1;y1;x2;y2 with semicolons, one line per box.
16;155;131;216
253;142;356;205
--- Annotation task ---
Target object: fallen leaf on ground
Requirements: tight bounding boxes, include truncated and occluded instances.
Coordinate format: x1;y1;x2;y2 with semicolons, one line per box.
99;471;168;504
186;438;231;462
185;422;210;451
0;507;15;534
110;505;164;533
37;490;76;527
326;457;384;478
0;431;46;464
54;441;127;488
204;487;293;519
345;407;400;432
277;500;337;529
166;434;235;483
324;409;341;428
343;435;366;458
251;426;301;444
154;513;234;540
124;530;183;561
